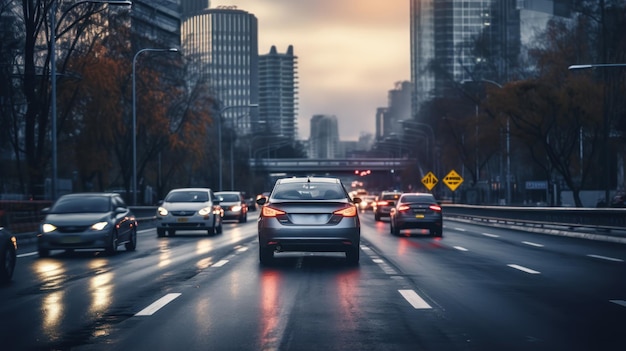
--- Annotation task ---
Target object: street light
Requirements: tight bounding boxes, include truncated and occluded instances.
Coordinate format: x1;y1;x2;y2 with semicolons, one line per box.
217;103;259;191
50;0;132;199
569;63;626;206
132;47;179;205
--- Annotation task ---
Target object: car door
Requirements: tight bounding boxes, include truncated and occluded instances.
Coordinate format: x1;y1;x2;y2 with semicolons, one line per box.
113;196;133;240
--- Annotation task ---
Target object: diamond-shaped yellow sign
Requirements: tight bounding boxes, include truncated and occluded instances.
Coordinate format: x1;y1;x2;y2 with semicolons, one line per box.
443;170;464;191
421;172;438;191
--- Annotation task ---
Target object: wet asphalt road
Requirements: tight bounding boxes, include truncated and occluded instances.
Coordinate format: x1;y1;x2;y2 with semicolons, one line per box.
1;213;625;351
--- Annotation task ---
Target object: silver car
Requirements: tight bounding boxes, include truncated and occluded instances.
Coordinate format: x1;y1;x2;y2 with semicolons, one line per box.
256;177;361;265
156;188;223;237
215;191;248;223
37;193;138;257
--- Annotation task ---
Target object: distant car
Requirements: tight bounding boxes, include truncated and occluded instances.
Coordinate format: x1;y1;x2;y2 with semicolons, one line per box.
37;193;138;257
256;177;361;265
0;227;17;283
216;191;248;222
374;191;402;221
389;192;442;237
359;195;378;211
156;188;223;237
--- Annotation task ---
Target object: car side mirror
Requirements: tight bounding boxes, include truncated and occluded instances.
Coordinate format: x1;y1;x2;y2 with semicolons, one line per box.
352;197;362;204
256;197;267;206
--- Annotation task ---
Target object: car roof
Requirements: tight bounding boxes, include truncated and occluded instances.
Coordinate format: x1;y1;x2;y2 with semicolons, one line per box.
215;191;241;194
276;177;341;184
59;192;118;198
167;188;212;192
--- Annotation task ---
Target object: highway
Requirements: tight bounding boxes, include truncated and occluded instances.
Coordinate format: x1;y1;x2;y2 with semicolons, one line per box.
1;212;625;350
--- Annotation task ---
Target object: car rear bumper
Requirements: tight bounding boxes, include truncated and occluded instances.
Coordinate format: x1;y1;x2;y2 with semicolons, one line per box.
258;224;360;252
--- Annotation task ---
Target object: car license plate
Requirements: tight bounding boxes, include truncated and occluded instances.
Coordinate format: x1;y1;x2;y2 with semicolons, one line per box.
415;214;425;219
61;236;81;244
177;217;189;223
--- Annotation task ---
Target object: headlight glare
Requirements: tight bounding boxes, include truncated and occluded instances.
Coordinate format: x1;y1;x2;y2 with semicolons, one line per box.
157;207;168;216
91;222;108;231
42;223;57;233
198;207;212;216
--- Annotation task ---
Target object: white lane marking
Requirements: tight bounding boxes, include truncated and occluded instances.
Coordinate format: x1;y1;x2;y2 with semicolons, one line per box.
610;300;626;308
399;289;432;309
454;228;467;231
522;241;544;248
135;293;181;316
482;233;499;238
212;259;229;267
17;252;38;258
508;264;541;274
454;246;468;251
236;247;248;252
587;254;624;262
372;258;384;264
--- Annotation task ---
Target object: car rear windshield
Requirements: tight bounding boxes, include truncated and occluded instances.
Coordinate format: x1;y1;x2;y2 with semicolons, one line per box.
401;195;436;203
382;194;400;200
166;191;209;202
272;183;346;200
52;196;111;213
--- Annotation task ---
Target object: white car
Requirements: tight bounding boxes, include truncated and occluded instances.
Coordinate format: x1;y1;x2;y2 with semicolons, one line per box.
156;188;223;237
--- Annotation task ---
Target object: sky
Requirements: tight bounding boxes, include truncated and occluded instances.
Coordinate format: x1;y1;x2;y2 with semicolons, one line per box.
211;0;411;141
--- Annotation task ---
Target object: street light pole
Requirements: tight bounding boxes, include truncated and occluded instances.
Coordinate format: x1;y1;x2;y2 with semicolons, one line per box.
217;103;258;191
50;0;132;199
132;47;178;205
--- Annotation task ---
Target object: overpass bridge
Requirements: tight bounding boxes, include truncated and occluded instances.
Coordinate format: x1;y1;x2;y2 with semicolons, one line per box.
248;158;415;174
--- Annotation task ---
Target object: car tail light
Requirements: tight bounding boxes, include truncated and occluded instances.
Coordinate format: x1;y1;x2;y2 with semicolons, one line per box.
377;200;388;206
262;206;286;217
398;204;411;212
334;205;357;217
429;204;442;212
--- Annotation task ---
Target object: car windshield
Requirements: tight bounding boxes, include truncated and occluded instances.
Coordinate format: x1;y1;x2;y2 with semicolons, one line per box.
218;194;240;202
273;183;345;200
51;196;111;213
382;194;400;201
166;191;209;203
401;195;436;203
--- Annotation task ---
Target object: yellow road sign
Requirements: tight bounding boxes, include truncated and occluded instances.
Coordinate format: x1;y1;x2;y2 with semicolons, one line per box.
421;172;438;191
443;170;464;191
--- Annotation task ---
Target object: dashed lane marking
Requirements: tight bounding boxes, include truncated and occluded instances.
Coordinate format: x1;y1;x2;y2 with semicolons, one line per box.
522;241;544;248
212;259;229;267
135;293;181;316
610;300;626;308
507;264;541;274
587;254;624;262
399;289;432;309
482;233;499;238
453;246;468;251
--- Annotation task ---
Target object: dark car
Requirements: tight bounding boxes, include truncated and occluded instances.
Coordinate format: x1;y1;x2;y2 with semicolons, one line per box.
374;191;402;221
389;192;442;237
37;193;138;257
216;191;248;222
256;177;361;265
0;227;17;283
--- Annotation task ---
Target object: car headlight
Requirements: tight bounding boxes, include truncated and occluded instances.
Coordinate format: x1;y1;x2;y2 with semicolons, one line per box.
231;205;242;212
42;223;57;233
91;222;109;231
198;207;212;216
157;207;168;216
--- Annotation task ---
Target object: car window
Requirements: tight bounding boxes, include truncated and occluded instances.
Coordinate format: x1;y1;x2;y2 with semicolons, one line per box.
52;196;111;213
401;195;435;203
219;194;241;202
273;183;346;200
382;194;400;201
166;191;209;202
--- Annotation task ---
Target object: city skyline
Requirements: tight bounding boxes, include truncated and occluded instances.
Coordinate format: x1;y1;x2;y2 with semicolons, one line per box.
211;0;411;141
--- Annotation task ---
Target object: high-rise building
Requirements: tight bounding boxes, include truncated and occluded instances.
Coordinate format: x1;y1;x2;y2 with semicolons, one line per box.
409;0;572;118
375;81;411;140
181;0;210;18
259;45;298;140
132;0;181;48
181;6;259;134
309;115;339;159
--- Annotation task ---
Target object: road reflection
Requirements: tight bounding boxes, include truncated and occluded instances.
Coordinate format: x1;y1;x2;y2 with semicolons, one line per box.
158;240;172;267
259;269;282;350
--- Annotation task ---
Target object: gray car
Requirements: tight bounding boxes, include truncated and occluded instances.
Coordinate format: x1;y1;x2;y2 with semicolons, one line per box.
256;177;361;265
1;227;17;283
37;193;138;257
215;191;248;223
156;188;223;237
389;192;443;237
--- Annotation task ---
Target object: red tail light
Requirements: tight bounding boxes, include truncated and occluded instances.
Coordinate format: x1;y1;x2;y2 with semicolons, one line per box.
377;201;388;206
262;206;286;217
429;204;442;212
398;205;411;212
334;205;357;217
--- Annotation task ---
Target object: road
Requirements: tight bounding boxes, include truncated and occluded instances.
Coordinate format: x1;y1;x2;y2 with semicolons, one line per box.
1;212;625;350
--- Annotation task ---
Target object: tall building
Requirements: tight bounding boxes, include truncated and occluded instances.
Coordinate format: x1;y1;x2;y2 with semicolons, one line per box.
259;45;298;140
375;81;411;140
181;0;210;18
181;6;259;134
409;0;572;118
309;115;339;159
132;0;181;48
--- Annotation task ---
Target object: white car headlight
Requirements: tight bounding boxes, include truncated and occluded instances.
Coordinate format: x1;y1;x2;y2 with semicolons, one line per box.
157;207;169;216
42;223;57;233
91;222;109;231
231;205;242;212
198;207;212;216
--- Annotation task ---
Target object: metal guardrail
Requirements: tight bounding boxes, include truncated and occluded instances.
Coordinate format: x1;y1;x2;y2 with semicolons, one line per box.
443;204;626;233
